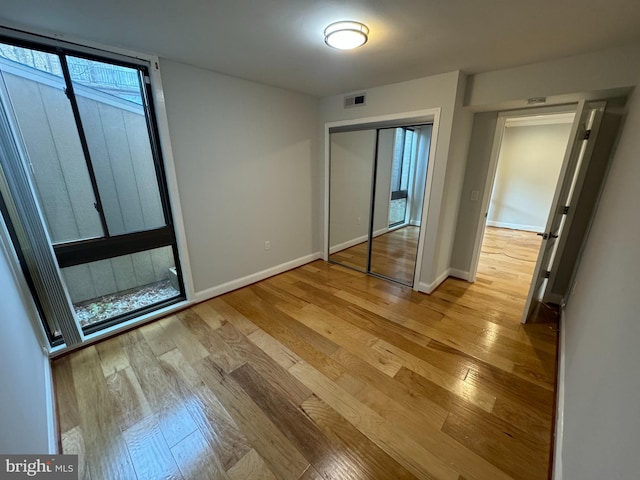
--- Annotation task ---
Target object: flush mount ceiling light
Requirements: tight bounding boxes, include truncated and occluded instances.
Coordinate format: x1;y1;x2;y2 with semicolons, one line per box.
324;21;369;50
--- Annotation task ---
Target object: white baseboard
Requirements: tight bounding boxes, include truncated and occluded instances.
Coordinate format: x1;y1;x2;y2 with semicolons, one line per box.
553;306;566;480
194;252;322;303
329;235;367;254
417;268;450;294
486;220;543;232
44;356;58;453
373;227;389;237
329;227;389;254
449;268;472;282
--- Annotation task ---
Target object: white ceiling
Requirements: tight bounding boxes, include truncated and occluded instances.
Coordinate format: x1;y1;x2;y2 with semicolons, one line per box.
1;0;640;97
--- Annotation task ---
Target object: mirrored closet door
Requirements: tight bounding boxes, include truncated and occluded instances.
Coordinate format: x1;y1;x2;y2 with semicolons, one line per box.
328;124;433;286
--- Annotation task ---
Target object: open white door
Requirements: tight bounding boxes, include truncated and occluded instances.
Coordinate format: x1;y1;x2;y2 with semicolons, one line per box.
521;100;598;323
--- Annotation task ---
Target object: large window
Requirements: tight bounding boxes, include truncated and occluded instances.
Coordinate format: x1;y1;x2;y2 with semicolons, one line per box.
0;35;185;346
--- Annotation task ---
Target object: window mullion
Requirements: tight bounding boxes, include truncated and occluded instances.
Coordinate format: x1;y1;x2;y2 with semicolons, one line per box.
57;52;111;238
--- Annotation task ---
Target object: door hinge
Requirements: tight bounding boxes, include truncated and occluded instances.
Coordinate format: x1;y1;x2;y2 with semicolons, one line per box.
144;75;151;85
544;270;551;279
562;205;570;215
583;129;591;140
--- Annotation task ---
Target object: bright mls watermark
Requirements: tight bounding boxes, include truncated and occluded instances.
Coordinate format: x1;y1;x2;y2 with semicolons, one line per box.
0;455;77;479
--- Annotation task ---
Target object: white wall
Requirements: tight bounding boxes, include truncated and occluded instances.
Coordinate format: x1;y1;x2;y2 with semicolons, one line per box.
487;122;572;231
0;223;54;454
559;82;640;480
321;70;471;288
450;111;498;274
159;59;320;296
466;44;640;111
433;74;473;280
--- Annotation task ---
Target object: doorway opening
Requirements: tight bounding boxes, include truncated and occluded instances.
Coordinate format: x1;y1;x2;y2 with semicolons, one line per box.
476;111;576;313
470;99;623;324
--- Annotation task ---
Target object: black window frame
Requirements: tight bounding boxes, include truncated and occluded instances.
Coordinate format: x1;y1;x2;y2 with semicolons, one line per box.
0;33;186;337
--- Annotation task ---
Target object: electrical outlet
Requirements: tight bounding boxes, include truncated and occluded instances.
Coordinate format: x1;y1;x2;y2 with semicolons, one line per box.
357;216;361;224
470;190;480;201
264;240;271;251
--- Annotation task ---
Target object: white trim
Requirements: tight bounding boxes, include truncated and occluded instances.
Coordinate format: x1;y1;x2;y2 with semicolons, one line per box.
324;108;441;292
505;112;575;128
330;234;367;255
329;228;388;255
193;252;322;303
148;62;195;302
325;109;439;131
552;306;567;480
44;357;58;453
373;227;389;237
417;268;450;294
486;220;544;232
449;268;472;281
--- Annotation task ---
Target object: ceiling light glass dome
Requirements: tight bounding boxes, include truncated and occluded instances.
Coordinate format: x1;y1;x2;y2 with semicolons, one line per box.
324;21;369;50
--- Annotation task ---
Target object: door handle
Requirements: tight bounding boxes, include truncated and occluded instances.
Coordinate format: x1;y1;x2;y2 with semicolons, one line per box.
537;232;558;240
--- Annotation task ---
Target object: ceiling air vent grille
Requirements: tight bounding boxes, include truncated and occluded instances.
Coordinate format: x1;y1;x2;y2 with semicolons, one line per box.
344;93;366;108
527;96;547;105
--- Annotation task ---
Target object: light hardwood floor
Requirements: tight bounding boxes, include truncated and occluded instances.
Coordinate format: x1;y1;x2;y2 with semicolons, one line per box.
53;226;557;480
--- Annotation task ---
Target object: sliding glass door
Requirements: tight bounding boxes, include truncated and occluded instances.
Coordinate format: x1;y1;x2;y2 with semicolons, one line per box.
0;36;185;347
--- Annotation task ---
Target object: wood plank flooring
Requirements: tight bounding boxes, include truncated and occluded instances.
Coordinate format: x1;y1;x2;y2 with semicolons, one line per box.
53;226;558;480
329;226;420;285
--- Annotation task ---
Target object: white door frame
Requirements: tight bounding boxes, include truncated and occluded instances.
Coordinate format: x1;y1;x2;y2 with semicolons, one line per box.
467;104;579;283
323;108;440;290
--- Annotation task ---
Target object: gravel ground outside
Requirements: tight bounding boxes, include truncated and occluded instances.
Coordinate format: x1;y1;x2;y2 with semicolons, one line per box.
73;279;180;327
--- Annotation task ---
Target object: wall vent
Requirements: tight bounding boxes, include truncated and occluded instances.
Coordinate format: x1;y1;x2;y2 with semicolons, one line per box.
344;93;366;108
